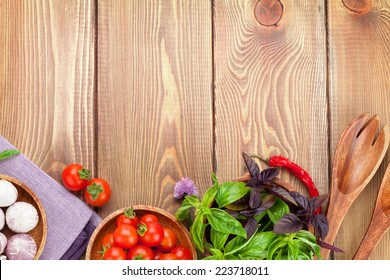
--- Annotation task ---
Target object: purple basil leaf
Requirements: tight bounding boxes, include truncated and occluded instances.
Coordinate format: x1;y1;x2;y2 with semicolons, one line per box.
312;194;329;211
260;199;275;210
273;213;303;234
249;187;262;209
244;217;258;239
242;152;260;178
317;240;344;253
225;209;240;218
268;186;298;206
289;192;310;209
296;208;308;217
246;177;258;188
259;168;279;181
233;195;249;205
309;214;329;240
241;206;267;217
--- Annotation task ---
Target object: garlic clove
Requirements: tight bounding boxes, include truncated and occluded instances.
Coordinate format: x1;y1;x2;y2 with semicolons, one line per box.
0;232;7;254
5;233;37;260
6;201;39;233
0;208;4;231
0;179;18;207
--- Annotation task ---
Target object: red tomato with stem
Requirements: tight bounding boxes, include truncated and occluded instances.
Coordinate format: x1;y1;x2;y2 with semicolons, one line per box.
156;227;177;252
170;245;192;260
158;253;179;260
62;164;91;191
84;178;111;207
137;221;164;247
113;224;138;249
140;214;158;223
127;244;155;260
116;207;139;227
103;246;126;260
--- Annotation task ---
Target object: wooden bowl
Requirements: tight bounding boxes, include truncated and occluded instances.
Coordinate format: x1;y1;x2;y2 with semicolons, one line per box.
86;205;197;260
0;174;47;260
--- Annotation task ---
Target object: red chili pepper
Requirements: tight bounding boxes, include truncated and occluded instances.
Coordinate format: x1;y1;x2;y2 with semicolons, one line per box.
264;155;321;214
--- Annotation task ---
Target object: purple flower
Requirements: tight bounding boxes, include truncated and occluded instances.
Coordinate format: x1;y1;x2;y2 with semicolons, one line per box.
173;177;198;199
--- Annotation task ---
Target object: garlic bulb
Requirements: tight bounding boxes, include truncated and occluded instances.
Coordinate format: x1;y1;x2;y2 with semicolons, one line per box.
6;201;39;233
0;179;18;207
0;232;7;254
5;234;37;260
0;208;4;231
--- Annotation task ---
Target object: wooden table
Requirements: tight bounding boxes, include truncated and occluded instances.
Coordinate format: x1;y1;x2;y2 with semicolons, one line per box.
1;0;389;260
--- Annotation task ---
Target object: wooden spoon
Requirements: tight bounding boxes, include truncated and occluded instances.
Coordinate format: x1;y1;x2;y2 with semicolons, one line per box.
321;114;389;260
353;163;390;259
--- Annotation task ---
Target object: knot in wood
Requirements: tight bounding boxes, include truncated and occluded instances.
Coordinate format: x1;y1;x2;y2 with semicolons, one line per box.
342;0;372;14
254;0;283;26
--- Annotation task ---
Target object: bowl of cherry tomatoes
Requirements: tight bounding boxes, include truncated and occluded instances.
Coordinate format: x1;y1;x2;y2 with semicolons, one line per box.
85;205;196;260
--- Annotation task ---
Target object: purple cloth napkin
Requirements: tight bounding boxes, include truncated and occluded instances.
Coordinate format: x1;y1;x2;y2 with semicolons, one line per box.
0;135;101;259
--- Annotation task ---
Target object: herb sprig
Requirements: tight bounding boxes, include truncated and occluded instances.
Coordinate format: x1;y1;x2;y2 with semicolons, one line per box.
175;152;342;259
0;149;20;161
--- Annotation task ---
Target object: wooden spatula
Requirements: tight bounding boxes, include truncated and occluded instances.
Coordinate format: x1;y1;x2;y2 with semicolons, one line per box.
353;162;390;259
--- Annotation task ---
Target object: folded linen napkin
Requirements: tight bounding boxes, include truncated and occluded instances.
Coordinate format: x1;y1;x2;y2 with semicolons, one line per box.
0;135;101;259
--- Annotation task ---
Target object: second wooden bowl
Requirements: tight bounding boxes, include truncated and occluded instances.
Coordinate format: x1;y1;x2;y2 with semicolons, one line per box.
86;205;197;260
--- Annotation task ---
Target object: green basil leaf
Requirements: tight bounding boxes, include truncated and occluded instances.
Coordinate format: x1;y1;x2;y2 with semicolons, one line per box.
201;173;219;208
224;255;240;260
295;230;317;243
295;231;321;259
175;196;200;221
297;251;312;260
0;149;20;161
209;248;224;258
207;208;247;238
190;213;206;252
186;195;201;207
267;198;289;224
202;255;222;260
210;227;229;250
235;231;276;260
267;236;288;260
224;235;247;254
274;249;284;260
215;181;250;208
287;242;299;260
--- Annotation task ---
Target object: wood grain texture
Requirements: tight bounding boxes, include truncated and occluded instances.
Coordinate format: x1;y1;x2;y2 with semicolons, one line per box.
97;0;213;217
328;0;390;259
214;0;328;199
0;0;95;182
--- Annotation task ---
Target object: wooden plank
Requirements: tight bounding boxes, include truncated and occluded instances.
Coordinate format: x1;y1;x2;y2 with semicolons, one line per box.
97;0;213;217
214;0;328;198
328;0;390;259
0;0;95;183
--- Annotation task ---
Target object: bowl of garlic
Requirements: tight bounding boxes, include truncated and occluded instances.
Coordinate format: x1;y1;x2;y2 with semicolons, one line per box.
0;174;47;260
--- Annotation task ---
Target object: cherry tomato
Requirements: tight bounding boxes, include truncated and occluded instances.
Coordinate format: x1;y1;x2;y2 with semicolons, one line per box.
170;245;193;260
156;227;177;252
116;207;139;228
158;253;179;260
127;244;155;260
103;246;126;260
84;178;111;206
153;249;164;260
113;224;138;249
101;232;114;248
137;221;164;247
140;214;158;223
62;164;91;191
